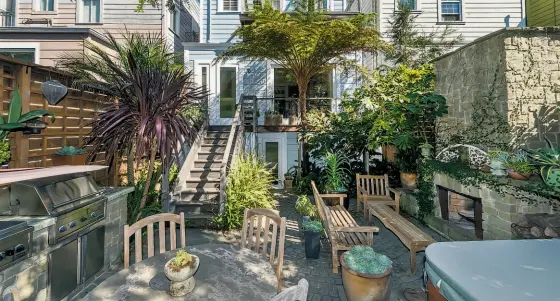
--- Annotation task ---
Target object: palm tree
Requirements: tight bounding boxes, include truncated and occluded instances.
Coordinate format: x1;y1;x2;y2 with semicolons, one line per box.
60;31;207;220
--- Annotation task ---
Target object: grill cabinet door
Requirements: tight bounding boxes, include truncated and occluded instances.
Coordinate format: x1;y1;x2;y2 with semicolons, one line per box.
81;225;105;283
49;239;78;301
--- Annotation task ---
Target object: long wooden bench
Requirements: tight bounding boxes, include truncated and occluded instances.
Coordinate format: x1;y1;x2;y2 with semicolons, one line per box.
366;204;436;274
311;181;379;273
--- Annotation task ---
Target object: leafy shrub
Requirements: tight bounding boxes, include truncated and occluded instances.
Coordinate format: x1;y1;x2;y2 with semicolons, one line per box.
321;150;351;192
301;220;323;232
216;153;276;229
127;163;162;224
295;195;316;217
56;146;86;156
343;246;392;275
0;141;10;164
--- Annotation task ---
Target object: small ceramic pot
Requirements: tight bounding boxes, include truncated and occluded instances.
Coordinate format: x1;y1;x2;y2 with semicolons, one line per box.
507;169;532;180
164;255;200;297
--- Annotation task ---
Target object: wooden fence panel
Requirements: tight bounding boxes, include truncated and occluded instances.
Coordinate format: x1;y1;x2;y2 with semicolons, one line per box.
0;57;117;186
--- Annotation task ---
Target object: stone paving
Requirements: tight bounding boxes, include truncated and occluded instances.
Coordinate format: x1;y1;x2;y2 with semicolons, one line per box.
76;191;447;301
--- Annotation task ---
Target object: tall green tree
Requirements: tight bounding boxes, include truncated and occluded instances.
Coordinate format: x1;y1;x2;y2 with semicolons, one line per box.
216;0;389;123
60;32;207;220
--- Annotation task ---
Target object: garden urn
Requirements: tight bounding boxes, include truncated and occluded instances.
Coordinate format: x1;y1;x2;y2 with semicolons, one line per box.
341;247;392;301
542;167;560;188
164;255;200;297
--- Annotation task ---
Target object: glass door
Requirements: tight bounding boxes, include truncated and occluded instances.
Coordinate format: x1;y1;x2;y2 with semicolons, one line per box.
265;141;280;184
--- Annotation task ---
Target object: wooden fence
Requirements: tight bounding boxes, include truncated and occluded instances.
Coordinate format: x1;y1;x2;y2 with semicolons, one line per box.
0;56;118;186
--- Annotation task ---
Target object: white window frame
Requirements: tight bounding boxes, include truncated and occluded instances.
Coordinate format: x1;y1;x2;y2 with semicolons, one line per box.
438;0;463;23
394;0;418;11
0;42;40;64
76;0;103;24
32;0;58;13
219;0;240;12
169;6;180;33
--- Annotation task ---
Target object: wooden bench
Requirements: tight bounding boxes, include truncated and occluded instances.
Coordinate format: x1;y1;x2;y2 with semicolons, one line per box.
311;181;379;273
366;204;436;274
356;174;400;216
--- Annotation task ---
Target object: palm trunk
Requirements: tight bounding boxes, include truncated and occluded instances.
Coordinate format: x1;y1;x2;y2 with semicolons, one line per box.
161;159;170;213
127;144;136;186
297;79;309;177
135;143;157;221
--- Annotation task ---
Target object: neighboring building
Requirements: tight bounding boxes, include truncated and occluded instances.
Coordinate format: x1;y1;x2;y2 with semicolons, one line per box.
347;0;526;67
0;0;200;66
526;0;559;26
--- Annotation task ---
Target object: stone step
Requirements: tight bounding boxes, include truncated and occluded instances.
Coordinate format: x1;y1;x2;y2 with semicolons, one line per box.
208;126;230;132
194;160;222;169
200;144;227;153
197;152;224;161
190;168;221;179
206;131;230;139
185;178;220;189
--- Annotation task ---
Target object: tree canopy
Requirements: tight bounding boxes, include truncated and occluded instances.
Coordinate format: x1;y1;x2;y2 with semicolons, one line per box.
216;0;390;120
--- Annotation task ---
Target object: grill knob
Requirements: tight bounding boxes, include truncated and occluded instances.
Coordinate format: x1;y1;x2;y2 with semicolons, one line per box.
59;226;67;233
90;212;98;218
69;221;77;228
14;244;25;253
0;252;5;260
80;217;88;222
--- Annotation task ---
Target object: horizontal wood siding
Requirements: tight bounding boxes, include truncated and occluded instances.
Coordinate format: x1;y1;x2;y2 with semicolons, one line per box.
527;0;558;26
379;0;523;46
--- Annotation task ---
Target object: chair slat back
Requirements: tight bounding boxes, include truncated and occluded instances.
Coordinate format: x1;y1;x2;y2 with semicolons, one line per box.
356;174;390;196
124;212;186;268
240;208;286;292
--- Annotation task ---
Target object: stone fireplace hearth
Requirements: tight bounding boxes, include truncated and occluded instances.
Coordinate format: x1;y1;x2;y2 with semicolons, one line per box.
438;188;484;239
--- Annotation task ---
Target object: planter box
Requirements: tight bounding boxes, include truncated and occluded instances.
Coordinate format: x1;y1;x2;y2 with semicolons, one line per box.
52;154;88;166
304;231;321;259
264;115;283;126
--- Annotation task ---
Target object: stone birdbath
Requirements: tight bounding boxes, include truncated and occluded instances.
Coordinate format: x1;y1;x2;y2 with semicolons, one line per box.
164;250;200;297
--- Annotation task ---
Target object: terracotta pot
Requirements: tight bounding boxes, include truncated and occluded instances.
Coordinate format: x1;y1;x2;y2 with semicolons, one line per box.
382;145;397;163
51;154;88;166
341;253;392;301
284;179;293;191
400;172;417;190
507;169;532;180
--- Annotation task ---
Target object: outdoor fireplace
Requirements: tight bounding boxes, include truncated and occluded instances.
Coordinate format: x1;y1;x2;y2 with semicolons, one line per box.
437;186;483;239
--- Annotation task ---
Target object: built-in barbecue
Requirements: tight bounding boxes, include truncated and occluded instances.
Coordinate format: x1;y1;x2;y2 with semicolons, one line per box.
0;220;33;271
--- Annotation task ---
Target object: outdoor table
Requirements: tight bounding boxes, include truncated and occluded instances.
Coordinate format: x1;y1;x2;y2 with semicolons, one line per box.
82;243;278;301
425;239;560;301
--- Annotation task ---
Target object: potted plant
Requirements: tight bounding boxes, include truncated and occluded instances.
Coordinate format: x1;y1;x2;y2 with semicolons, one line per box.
321;150;350;209
296;195;316;224
284;166;296;191
52;146;88;166
341;246;393;301
488;150;508;176
527;138;560;187
395;149;418;190
264;110;282;126
505;151;533;180
164;250;200;297
301;220;323;259
419;143;434;158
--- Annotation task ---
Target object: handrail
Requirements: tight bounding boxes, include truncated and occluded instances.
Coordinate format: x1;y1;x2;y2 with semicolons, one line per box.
219;105;242;213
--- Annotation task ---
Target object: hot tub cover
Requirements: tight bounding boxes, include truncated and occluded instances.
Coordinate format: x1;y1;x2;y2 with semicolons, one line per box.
425;239;560;301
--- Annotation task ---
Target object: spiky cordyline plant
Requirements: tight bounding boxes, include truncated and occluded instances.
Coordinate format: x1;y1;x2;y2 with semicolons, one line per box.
59;31;207;220
321;150;350;192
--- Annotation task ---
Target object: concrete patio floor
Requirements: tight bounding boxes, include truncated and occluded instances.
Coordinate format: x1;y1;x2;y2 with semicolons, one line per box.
74;192;447;301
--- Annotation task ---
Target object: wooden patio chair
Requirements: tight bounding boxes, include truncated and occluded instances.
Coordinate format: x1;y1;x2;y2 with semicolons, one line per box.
240;208;287;293
356;174;400;216
2;286;21;301
124;212;186;268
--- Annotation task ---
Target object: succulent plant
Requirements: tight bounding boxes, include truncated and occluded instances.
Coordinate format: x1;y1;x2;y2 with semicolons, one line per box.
488;150;509;162
56;146;86;156
168;250;195;271
505;150;533;174
526;138;560;182
301;220;323;232
343;246;392;275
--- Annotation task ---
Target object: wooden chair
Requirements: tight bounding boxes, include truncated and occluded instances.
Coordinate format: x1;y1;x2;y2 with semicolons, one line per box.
2;286;21;301
240;208;287;293
124;212;186;268
356;174;400;216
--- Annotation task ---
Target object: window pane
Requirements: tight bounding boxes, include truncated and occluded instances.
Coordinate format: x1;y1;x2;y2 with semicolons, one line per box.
0;49;35;63
265;142;279;182
41;0;54;11
201;67;207;88
82;0;91;22
223;0;238;11
91;0;100;22
399;0;416;10
220;67;236;118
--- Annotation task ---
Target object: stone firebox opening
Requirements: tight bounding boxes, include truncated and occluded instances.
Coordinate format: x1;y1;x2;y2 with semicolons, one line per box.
437;186;484;239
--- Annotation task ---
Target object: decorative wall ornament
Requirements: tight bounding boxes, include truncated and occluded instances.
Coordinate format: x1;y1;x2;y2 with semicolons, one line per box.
41;80;68;105
436;144;489;168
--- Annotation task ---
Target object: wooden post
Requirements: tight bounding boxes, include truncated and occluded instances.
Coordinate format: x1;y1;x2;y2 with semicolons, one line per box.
11;65;31;168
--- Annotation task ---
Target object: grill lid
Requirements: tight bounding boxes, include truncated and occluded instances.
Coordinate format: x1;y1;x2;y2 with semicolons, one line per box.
9;173;105;216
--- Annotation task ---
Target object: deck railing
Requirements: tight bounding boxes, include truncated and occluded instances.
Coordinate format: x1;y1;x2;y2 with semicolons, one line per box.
251;96;335;118
0;11;15;27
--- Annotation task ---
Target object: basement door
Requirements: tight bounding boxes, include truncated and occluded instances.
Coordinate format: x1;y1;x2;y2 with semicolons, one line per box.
258;135;286;188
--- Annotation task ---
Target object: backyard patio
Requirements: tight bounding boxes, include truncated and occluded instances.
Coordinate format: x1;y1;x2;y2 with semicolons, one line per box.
73;192;446;301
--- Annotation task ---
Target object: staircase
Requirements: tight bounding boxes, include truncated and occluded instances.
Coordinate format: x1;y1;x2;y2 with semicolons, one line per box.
174;126;230;220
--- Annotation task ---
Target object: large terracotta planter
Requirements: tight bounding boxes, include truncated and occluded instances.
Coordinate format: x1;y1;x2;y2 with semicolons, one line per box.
164;255;200;297
382;145;397;163
400;172;417;190
341;253;392;301
51;154;88;166
507;169;532;181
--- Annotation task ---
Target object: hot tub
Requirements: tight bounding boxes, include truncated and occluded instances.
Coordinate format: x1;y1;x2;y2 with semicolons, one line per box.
425;239;560;301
